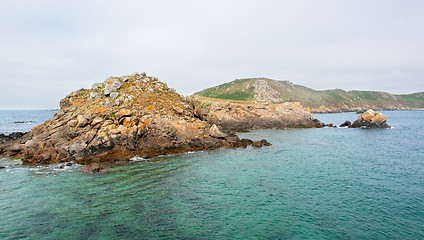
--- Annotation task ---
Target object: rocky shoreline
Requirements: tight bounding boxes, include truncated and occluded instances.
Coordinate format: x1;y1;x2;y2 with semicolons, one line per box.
0;73;290;168
2;73;393;172
310;106;413;114
190;97;324;131
0;73;398;172
0;132;26;145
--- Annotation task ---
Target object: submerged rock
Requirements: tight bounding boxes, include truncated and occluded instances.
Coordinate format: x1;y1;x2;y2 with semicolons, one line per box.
0;73;264;165
349;109;391;128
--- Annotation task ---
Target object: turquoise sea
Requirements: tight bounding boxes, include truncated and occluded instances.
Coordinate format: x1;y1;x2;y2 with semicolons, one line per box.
0;110;423;239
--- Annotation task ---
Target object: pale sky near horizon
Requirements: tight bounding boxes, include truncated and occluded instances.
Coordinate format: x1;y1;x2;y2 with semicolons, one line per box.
1;0;423;109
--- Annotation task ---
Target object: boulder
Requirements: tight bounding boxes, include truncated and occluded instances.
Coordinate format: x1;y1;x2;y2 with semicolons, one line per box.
76;115;89;128
91;83;102;90
260;139;271;146
91;117;103;126
110;92;119;98
209;124;227;139
349;109;391;128
252;140;263;147
340;121;351;127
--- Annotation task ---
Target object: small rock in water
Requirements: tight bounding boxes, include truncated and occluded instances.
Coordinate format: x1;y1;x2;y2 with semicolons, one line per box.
349;109;390;128
252;140;263;147
81;163;107;173
261;139;271;146
340;121;351;127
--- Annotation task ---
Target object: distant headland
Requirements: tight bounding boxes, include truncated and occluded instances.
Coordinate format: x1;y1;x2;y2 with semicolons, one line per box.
193;78;424;113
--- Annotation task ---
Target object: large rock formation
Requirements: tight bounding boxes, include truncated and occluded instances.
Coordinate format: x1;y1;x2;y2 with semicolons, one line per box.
0;73;257;165
190;97;323;131
349;109;391;128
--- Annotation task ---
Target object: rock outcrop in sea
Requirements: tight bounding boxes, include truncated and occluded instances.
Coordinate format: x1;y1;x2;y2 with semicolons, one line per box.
349;109;391;128
0;73;263;165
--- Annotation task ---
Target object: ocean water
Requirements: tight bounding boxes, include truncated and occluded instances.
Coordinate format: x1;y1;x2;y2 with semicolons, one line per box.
0;110;56;134
0;111;423;239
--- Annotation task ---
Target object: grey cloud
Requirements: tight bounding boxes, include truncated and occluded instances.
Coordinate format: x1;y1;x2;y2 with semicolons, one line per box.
0;0;423;109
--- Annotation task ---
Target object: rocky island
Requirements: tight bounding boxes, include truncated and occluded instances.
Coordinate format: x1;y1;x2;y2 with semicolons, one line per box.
0;73;322;167
349;109;391;128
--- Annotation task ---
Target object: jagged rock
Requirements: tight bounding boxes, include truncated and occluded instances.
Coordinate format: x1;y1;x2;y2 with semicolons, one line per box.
349;109;391;128
209;124;226;139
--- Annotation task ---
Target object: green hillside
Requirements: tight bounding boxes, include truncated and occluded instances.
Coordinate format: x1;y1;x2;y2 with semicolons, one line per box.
193;78;424;111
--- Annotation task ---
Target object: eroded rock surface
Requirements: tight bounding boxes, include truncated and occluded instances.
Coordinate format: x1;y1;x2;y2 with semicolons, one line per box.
0;73;257;165
349;109;391;128
190;97;324;131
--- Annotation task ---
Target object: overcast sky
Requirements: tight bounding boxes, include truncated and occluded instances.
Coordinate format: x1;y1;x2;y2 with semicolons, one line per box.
1;0;423;109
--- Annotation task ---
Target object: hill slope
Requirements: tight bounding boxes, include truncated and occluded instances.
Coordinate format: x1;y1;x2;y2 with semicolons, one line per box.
194;78;424;112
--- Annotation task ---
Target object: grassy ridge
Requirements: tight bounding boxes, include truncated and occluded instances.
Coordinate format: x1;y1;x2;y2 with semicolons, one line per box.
194;78;424;110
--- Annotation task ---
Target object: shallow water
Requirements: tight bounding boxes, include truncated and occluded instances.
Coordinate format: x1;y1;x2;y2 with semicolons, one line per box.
0;111;423;239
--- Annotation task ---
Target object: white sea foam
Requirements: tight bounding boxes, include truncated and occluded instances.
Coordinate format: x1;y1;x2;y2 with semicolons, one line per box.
130;156;146;162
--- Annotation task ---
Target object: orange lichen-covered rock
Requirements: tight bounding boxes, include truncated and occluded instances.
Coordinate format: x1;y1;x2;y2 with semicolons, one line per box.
0;72;260;165
350;109;391;128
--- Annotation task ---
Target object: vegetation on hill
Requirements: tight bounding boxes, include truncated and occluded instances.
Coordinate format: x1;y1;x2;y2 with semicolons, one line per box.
194;78;424;112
